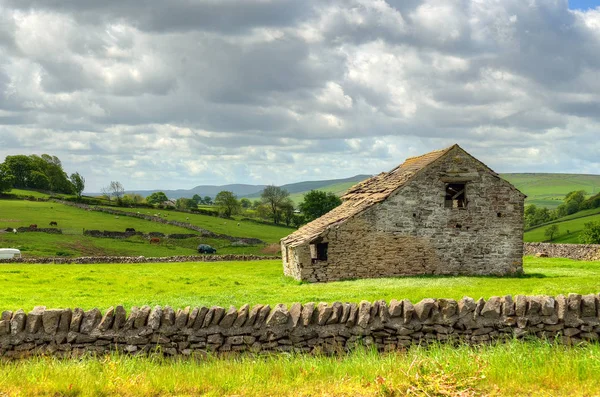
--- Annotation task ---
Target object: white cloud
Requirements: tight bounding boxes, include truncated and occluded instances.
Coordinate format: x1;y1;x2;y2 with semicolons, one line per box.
0;0;599;191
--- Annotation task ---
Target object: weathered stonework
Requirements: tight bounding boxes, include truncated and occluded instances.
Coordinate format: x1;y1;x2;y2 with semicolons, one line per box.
1;294;598;359
282;145;525;282
524;242;600;261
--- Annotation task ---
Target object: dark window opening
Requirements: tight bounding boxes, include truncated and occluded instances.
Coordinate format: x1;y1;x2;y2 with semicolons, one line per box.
316;243;328;261
455;224;462;229
445;183;466;208
497;212;502;218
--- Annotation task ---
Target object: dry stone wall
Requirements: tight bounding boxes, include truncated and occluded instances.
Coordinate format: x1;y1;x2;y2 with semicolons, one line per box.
1;294;599;359
524;242;600;261
0;254;278;265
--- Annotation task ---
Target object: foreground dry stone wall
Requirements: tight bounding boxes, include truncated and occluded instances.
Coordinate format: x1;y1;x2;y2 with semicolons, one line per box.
524;242;600;261
1;294;599;359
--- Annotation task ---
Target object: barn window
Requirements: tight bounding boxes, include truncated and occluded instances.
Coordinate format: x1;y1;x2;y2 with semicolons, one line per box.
445;183;467;208
316;243;328;261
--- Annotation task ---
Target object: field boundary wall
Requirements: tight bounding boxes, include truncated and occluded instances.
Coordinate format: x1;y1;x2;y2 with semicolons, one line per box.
524;242;600;261
0;254;279;264
1;294;599;359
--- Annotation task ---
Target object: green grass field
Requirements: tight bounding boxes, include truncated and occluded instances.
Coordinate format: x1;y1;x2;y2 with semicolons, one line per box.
0;200;284;257
100;205;293;243
0;256;597;312
502;173;600;208
524;210;600;243
0;256;599;396
0;341;598;396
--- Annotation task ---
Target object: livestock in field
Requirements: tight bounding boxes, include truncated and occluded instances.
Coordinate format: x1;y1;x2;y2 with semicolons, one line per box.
125;228;135;232
29;224;37;229
49;221;58;226
149;238;160;244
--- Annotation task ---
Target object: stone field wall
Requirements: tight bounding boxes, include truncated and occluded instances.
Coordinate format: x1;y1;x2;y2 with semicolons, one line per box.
1;294;599;359
0;254;278;265
524;242;600;261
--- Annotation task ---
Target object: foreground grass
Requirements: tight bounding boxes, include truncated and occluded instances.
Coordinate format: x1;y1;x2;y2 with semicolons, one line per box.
0;341;598;396
0;257;598;311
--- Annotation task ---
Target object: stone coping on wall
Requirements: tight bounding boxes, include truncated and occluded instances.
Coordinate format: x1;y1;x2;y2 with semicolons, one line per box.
524;242;600;261
0;255;279;265
1;294;599;359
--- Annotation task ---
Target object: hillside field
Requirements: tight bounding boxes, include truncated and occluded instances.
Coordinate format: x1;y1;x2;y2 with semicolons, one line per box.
524;207;600;243
0;200;291;257
501;173;600;208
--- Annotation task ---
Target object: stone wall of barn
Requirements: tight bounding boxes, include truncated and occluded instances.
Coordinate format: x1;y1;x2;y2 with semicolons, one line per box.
288;147;524;282
1;294;598;359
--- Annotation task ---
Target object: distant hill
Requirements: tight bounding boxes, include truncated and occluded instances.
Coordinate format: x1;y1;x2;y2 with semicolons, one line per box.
501;173;600;208
120;184;268;200
88;175;372;200
244;175;371;203
85;173;600;207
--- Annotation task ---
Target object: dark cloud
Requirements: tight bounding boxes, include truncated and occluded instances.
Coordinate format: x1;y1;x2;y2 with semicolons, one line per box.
0;0;599;191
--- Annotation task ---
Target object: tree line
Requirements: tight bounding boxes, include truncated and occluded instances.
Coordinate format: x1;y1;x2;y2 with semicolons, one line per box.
100;183;343;228
0;154;85;198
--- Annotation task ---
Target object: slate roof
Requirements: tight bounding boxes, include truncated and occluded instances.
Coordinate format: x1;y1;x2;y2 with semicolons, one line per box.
281;145;456;247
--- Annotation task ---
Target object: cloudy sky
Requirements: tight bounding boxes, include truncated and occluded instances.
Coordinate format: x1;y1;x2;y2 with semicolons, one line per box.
1;0;599;192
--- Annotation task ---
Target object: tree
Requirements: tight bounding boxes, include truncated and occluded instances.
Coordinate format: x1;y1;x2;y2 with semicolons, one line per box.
544;224;559;241
580;221;600;244
261;185;290;224
280;199;295;226
176;198;197;210
108;181;125;204
240;198;252;209
4;155;33;188
192;194;203;205
0;163;14;193
29;170;51;190
146;191;169;206
122;193;144;206
203;196;212;205
70;172;85;199
215;191;240;218
299;190;342;222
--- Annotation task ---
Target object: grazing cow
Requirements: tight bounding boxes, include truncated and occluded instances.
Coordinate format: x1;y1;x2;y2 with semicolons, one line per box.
237;223;240;226
49;221;58;226
149;237;160;244
125;228;135;232
29;224;37;229
115;216;119;219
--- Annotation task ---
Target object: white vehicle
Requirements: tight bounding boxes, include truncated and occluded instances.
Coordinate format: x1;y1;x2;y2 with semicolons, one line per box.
0;248;21;259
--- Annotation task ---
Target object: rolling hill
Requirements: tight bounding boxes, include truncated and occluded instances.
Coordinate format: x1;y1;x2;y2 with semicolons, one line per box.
501;173;600;208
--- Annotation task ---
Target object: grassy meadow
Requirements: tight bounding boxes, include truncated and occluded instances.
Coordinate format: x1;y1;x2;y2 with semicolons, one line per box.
0;341;599;396
0;200;287;257
0;256;599;396
0;256;598;312
101;205;293;243
524;209;600;243
502;173;600;208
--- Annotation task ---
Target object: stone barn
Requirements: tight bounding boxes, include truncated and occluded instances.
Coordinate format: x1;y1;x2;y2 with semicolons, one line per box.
281;144;525;282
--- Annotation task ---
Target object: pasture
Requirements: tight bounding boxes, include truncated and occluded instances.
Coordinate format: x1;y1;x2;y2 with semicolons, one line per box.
0;200;285;257
102;205;293;243
0;256;599;396
502;173;600;208
524;208;600;243
0;256;598;312
0;342;599;396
